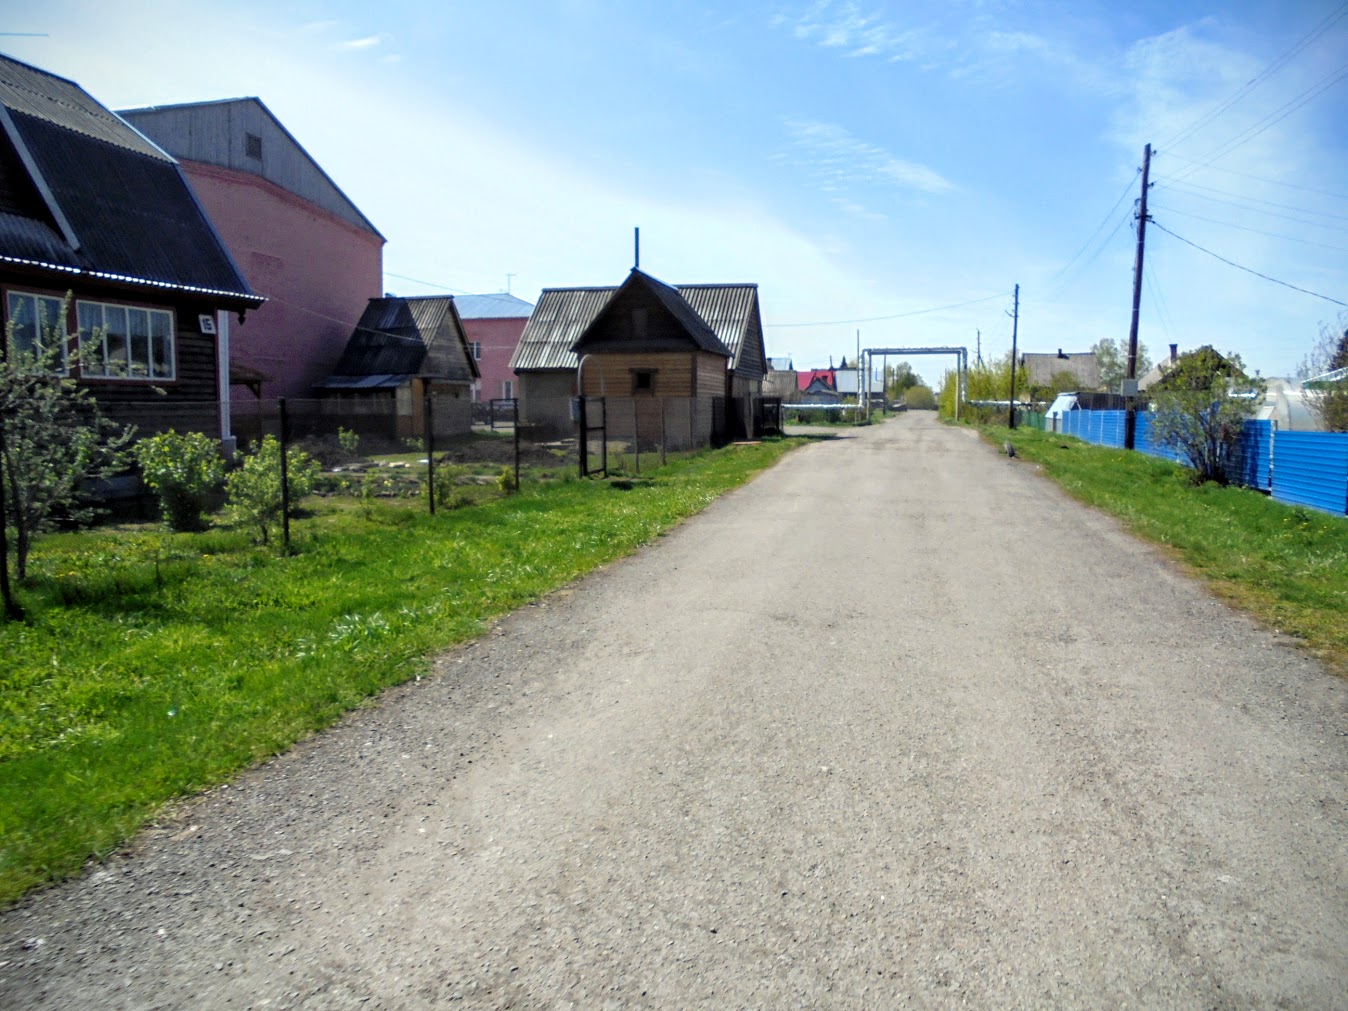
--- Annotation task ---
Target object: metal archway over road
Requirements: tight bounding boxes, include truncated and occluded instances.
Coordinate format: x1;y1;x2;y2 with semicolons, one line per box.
862;346;969;419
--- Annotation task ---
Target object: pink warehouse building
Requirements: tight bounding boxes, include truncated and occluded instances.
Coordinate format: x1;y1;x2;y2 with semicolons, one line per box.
121;98;385;400
453;292;534;402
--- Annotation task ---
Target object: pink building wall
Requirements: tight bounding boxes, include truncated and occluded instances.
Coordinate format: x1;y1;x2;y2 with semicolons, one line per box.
181;160;384;399
463;315;528;401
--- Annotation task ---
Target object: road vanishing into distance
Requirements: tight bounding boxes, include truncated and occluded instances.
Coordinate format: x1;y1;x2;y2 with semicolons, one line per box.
3;412;1345;1009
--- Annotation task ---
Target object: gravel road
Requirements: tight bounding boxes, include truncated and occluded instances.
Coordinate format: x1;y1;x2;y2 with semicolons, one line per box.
3;412;1345;1009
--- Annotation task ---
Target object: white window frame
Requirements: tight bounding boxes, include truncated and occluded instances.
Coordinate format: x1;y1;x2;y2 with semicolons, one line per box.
502;379;513;400
76;299;176;381
470;340;482;360
5;291;69;372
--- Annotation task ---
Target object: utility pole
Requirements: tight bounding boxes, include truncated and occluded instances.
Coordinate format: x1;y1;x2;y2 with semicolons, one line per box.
976;329;982;365
1007;284;1020;429
634;227;640;270
1124;143;1152;450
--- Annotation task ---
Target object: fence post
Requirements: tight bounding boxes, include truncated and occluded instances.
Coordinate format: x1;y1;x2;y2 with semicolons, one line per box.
278;397;291;550
660;397;667;466
578;396;588;478
424;382;436;515
600;397;608;477
512;397;520;494
633;398;641;475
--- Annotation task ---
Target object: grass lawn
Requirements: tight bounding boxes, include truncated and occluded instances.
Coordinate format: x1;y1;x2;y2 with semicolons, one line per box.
0;438;804;906
990;424;1348;674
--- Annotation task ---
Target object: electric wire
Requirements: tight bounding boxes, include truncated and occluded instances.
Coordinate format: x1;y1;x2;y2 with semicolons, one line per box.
1151;221;1348;306
1161;1;1348;153
1148;203;1348;253
1170;59;1348;182
1045;170;1140;286
762;290;1011;328
1155;151;1348;201
1152;177;1348;225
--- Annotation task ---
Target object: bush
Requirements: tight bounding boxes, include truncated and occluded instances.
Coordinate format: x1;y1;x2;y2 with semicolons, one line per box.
134;430;224;532
337;427;361;454
225;436;320;544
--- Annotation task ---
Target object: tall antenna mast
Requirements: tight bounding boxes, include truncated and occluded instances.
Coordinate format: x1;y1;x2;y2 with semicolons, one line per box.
634;227;640;270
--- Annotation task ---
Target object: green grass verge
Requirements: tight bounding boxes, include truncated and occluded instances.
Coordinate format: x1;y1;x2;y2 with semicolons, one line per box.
0;439;804;905
989;424;1348;673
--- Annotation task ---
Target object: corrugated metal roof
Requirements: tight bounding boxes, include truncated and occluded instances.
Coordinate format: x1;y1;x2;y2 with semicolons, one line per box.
454;292;535;319
120;98;384;239
315;373;409;390
0;54;259;305
1020;351;1100;390
0;55;169;161
510;276;763;374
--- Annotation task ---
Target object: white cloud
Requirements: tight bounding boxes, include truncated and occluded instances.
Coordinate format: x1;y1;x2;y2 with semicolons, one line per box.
783;119;955;203
338;35;382;51
786;0;923;62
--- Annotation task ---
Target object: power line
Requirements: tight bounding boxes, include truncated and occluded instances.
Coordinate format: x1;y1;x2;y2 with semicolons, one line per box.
1155;151;1348;201
1148;202;1348;253
1161;1;1348;152
1172;58;1348;181
763;291;1011;328
1152;177;1348;225
1045;169;1140;286
1151;220;1347;306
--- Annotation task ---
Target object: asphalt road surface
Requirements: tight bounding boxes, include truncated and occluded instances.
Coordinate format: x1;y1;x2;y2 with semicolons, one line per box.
3;413;1345;1009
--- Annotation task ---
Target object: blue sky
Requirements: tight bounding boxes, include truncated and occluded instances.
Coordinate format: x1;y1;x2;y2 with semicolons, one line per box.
4;0;1346;380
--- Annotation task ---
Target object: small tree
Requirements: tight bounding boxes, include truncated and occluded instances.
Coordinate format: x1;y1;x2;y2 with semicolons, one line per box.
1150;346;1265;484
1093;337;1152;392
904;385;937;410
1302;316;1348;432
1;300;132;589
135;430;225;532
225;435;319;545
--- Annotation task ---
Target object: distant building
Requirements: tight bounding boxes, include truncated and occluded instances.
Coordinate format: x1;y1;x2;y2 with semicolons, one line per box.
317;296;479;440
0;54;261;442
1020;349;1100;392
121;98;385;400
510;269;768;442
453;292;533;402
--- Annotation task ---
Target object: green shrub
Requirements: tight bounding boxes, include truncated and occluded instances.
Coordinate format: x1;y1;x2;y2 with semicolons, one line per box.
337;427;361;455
134;430;225;532
225;436;320;545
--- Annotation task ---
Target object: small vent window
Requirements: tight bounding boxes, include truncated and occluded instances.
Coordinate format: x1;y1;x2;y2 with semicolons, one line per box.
632;369;655;394
245;133;263;160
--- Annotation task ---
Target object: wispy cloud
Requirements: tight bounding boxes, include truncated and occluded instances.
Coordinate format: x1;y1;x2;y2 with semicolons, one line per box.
783;119;955;202
338;35;383;50
784;0;925;61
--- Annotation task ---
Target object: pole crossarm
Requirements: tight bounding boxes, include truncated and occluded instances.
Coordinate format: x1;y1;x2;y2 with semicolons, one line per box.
862;346;967;357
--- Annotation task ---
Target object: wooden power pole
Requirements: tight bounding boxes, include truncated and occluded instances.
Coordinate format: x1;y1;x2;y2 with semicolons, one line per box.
1125;143;1152;450
1008;284;1020;429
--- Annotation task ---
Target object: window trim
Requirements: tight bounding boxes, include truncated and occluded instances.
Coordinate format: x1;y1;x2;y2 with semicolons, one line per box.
4;289;71;373
75;297;177;382
469;340;482;361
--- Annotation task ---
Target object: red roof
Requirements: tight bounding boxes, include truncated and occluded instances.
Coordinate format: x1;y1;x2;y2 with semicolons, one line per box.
798;368;836;391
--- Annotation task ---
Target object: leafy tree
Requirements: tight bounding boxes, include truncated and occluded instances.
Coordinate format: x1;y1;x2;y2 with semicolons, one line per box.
135;430;225;532
1093;337;1152;392
1027;369;1083;404
1301;314;1348;432
225;435;319;545
1150;346;1264;484
904;385;937;410
1;300;132;596
938;353;1013;420
885;363;922;399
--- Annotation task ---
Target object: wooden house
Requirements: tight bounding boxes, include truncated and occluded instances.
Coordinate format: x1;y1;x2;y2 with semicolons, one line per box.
316;296;479;439
510;269;768;442
120;98;385;401
0;54;263;443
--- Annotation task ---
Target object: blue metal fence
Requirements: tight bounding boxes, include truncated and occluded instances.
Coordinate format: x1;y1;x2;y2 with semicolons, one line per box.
1054;410;1344;514
1272;431;1348;515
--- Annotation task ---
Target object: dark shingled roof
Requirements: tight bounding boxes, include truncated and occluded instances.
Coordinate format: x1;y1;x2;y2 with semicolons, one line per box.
323;296;479;387
0;53;260;305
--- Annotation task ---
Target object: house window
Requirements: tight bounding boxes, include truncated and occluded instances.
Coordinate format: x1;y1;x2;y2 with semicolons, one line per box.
76;300;175;380
245;132;263;160
632;369;655;395
502;379;513;400
469;341;482;360
5;291;68;370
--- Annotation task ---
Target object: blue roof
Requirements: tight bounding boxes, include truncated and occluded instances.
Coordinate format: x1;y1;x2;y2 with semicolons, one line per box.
453;292;534;319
